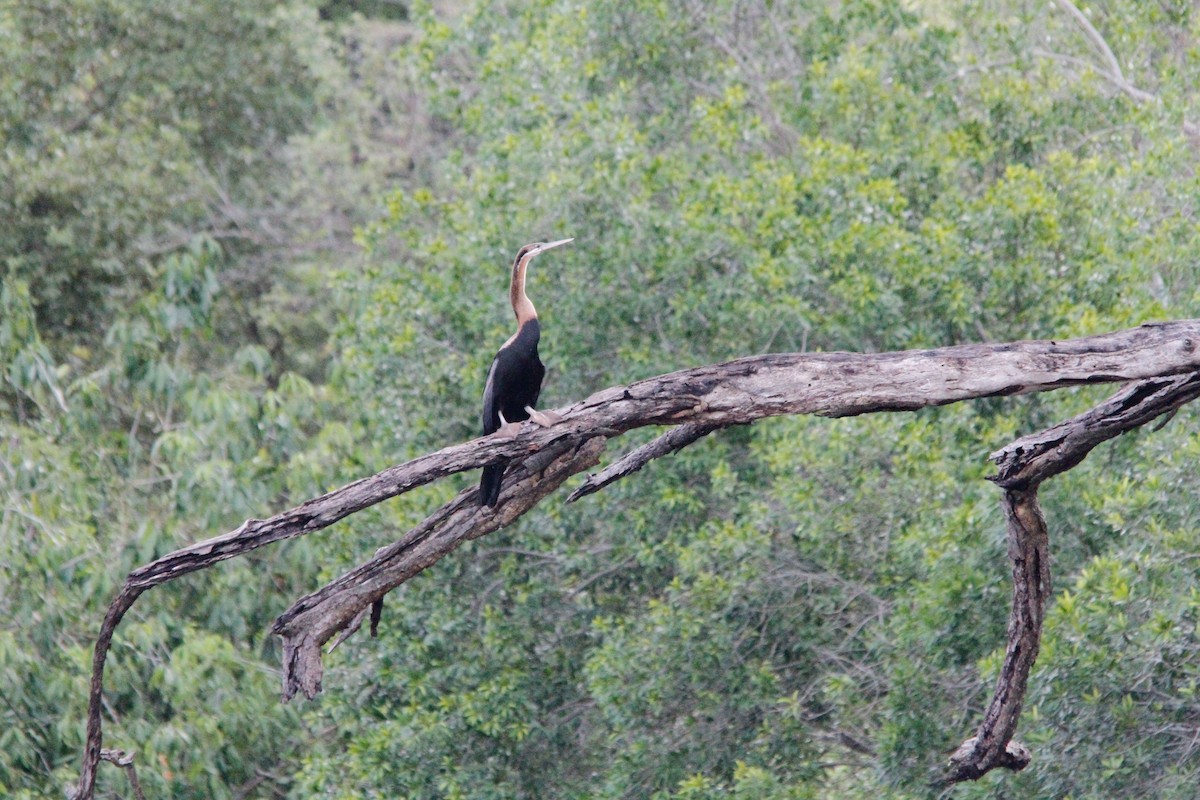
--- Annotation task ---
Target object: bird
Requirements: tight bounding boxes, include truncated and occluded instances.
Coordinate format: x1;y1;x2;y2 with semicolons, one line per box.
479;238;573;507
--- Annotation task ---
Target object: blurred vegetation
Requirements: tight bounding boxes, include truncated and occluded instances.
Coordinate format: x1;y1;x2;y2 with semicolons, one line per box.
2;0;1199;798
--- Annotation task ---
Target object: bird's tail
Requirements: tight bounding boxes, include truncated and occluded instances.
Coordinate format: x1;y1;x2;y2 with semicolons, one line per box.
480;461;507;507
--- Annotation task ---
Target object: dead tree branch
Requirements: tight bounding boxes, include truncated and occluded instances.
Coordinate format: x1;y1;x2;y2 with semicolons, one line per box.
565;420;726;502
273;436;607;700
989;372;1200;488
943;371;1200;784
73;320;1200;800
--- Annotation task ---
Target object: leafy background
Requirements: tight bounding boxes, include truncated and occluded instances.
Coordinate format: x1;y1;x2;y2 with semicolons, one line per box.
2;0;1199;797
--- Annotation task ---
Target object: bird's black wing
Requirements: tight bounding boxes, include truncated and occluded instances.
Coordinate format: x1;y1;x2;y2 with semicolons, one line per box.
481;355;501;435
480;354;506;506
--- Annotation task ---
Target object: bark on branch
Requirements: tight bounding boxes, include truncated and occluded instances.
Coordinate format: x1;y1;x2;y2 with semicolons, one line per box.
943;371;1200;784
565;420;727;502
73;320;1200;799
272;436;607;700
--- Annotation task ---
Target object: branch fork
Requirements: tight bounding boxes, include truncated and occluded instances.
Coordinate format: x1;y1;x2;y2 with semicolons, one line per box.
72;321;1200;798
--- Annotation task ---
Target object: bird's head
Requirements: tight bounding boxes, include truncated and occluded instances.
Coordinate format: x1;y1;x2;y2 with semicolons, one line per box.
518;238;574;261
509;238;572;323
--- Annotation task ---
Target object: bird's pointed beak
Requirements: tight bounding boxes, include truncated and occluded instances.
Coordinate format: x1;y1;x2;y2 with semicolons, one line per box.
537;238;573;253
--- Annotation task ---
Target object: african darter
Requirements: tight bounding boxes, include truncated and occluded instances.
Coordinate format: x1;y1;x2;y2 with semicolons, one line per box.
479;238;572;506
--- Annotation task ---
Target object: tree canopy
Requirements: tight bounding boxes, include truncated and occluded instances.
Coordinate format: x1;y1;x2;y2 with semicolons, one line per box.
3;1;1200;798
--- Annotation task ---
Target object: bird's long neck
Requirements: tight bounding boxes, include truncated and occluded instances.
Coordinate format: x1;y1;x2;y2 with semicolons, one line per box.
510;250;537;325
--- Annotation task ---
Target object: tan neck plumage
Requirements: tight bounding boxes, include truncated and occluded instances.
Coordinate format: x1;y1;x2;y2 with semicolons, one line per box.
510;249;537;325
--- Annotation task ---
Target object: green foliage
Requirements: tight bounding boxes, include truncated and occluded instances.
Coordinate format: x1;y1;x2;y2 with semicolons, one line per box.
0;0;322;351
0;0;364;797
1;277;67;420
5;0;1200;798
307;0;1200;797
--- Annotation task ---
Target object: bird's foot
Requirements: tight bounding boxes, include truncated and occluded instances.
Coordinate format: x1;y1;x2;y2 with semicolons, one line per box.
524;407;563;427
494;421;523;440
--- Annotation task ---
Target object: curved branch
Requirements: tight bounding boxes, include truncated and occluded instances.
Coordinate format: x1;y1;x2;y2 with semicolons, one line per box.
99;749;145;800
945;485;1048;783
72;588;144;800
944;370;1200;784
272;436;607;700
73;320;1200;799
989;371;1200;488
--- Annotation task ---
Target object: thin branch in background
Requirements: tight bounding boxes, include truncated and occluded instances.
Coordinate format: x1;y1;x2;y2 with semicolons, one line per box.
1053;0;1158;104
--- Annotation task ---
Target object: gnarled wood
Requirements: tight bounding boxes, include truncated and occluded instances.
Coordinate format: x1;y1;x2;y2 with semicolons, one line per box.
944;371;1200;784
946;486;1049;783
73;320;1200;800
989;372;1200;489
273;436;607;700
